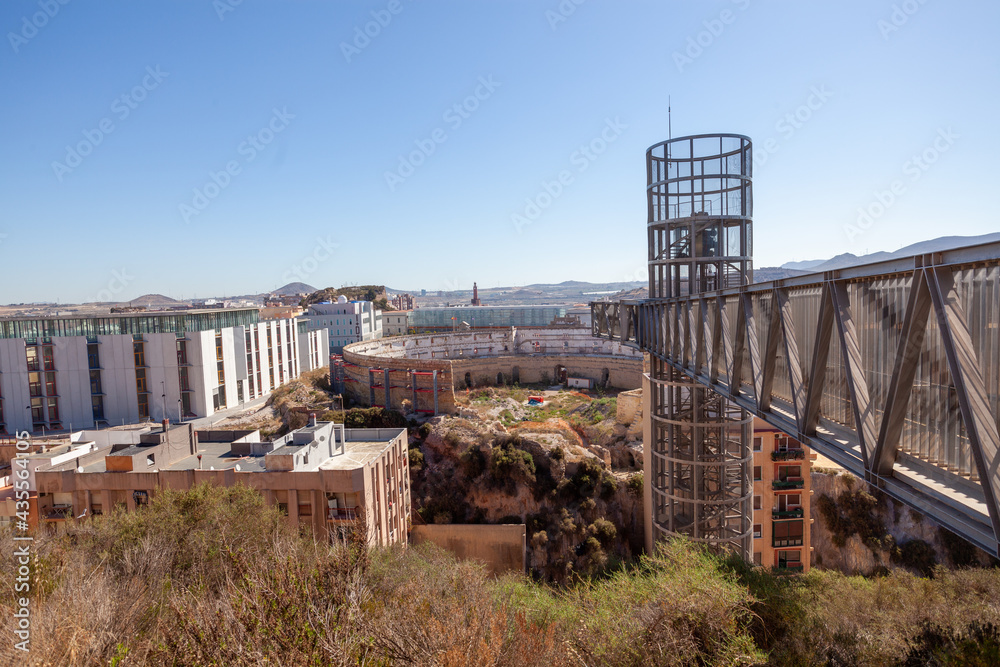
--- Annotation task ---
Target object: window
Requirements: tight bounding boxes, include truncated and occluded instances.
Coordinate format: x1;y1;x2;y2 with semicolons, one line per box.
87;343;100;369
778;465;802;481
47;397;60;422
31;397;44;424
133;341;146;368
137;393;149;418
90;370;102;395
26;346;39;371
45;372;57;396
28;372;42;397
212;387;226;411
753;495;761;510
753;552;762;566
773;520;804;547
753;465;762;481
179;367;190;391
753;524;762;539
176;340;188;365
778;550;801;567
775;434;789;451
753;436;762;452
135;368;148;394
42;345;55;370
92;395;105;421
133;490;149;506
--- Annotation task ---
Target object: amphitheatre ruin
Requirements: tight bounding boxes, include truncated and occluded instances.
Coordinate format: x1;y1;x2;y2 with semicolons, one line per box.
338;327;642;414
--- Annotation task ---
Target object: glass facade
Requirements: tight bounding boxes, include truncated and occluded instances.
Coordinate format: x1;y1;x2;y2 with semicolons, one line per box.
410;306;567;329
0;309;260;339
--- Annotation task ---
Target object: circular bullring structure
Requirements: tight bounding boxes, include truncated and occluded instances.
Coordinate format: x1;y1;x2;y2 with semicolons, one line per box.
339;327;643;414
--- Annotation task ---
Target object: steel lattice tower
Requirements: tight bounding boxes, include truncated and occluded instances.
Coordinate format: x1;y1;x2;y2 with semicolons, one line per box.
646;134;754;558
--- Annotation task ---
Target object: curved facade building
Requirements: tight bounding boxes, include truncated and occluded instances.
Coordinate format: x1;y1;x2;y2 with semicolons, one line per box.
340;327;642;414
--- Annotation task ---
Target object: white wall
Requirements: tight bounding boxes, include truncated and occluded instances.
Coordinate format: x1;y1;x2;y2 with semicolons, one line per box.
0;339;30;434
51;337;91;430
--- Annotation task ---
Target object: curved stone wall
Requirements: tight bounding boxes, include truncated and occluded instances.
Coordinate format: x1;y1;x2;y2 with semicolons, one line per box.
341;327;642;414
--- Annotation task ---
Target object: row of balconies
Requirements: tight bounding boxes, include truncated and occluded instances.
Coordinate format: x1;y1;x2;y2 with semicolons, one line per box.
770;449;805;461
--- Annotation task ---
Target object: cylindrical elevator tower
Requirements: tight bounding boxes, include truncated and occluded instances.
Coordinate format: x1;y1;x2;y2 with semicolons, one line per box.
645;134;753;559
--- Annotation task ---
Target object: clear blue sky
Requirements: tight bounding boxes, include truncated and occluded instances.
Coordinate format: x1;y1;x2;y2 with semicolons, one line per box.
2;0;998;303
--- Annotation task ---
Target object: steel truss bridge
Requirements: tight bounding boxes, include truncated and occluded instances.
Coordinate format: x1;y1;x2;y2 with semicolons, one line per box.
592;241;1000;558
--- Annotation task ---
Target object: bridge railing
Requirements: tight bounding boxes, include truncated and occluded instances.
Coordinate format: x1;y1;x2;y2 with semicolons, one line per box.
592;240;1000;558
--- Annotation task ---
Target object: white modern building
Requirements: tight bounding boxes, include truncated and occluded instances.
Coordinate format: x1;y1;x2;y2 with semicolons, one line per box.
0;309;328;434
303;296;382;353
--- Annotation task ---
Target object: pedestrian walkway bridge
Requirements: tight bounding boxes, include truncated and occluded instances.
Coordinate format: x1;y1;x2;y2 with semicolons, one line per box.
592;240;1000;558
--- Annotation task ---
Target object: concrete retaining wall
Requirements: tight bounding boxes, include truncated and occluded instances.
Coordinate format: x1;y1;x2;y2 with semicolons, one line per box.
410;524;526;575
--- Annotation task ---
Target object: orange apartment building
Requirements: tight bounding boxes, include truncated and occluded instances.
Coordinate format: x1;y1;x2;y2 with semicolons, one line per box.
1;418;410;546
751;417;815;572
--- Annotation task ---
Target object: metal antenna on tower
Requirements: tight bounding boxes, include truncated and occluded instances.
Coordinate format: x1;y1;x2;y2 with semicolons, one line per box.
668;96;672;141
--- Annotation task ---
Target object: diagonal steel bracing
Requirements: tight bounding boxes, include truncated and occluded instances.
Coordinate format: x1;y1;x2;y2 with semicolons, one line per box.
593;240;1000;558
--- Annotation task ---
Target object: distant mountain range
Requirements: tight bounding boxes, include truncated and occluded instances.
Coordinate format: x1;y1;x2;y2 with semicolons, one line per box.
118;293;184;307
270;282;316;296
778;233;1000;273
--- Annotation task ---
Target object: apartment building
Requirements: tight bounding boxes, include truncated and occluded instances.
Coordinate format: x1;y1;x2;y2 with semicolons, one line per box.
382;311;410;337
751;417;815;572
0;309;328;434
6;418;409;546
390;293;414;311
303;296;382;353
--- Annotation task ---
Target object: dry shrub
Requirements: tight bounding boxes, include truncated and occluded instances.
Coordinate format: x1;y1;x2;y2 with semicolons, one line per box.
5;483;1000;667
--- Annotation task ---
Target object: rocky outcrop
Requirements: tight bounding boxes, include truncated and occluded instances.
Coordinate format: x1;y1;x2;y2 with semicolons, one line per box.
410;414;644;582
811;470;996;575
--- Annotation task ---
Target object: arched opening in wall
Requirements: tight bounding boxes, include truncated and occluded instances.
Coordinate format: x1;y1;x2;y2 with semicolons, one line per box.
554;365;567;385
465;372;472;389
601;368;610;388
496;372;504;386
512;366;520;384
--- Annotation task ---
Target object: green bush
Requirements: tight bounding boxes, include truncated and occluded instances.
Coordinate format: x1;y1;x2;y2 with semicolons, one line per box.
319;410;345;423
343;407;406;428
816;489;890;551
568;457;604;498
626;472;643;496
589;518;617;546
407;447;424;469
417;422;432;439
939;526;980;568
490;439;536;489
892;539;938;576
549;446;564;461
459;446;486;479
